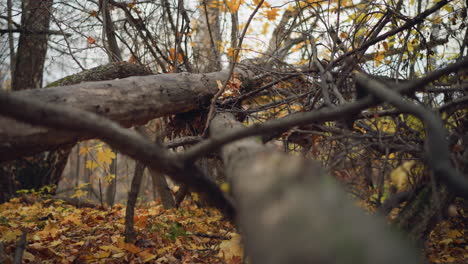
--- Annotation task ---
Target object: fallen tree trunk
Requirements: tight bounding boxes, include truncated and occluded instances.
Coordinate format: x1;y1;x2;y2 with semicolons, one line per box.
0;68;253;161
210;113;421;264
0;62;153;203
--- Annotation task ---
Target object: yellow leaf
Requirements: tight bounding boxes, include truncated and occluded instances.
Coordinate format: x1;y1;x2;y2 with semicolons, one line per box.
216;80;223;90
261;22;269;35
105;173;116;182
79;146;91;156
36;221;60;239
85;160;98;170
61;214;82;226
442;4;453;13
100;245;124;253
0;229;22;243
225;0;243;12
439;238;453;245
94;251;111;258
340;0;352;7
96;148;115;165
447;229;463;238
253;0;266;6
291;42;304;52
192;192;200;202
76;182;90;189
227;47;236;59
220;182;230;193
49;240;62;247
265;8;280;20
390;161;415;191
22;251;35;262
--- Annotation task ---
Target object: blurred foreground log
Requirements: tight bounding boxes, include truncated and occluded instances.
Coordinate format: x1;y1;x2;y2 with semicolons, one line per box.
210;113;421;264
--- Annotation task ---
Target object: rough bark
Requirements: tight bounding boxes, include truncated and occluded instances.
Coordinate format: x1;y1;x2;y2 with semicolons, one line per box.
210;113;421;264
46;62;150;87
0;68;253;161
12;0;53;90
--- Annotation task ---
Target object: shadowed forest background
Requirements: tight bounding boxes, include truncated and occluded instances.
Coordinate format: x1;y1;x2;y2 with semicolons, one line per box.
0;0;467;263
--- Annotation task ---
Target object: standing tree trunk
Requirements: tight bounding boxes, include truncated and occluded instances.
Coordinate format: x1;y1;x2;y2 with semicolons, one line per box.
101;0;121;206
12;0;53;91
105;155;118;207
150;169;175;208
193;0;221;73
0;0;59;203
100;0;122;62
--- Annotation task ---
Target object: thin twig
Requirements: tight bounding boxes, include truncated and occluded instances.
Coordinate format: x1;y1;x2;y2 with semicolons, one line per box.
355;73;468;199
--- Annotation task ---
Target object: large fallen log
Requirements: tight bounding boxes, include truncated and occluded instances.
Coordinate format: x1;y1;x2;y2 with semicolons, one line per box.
210;113;421;264
0;69;252;161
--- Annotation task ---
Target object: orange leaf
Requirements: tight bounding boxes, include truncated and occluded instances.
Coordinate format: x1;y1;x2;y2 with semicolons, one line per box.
265;8;280;20
374;52;385;66
87;36;96;45
118;242;141;254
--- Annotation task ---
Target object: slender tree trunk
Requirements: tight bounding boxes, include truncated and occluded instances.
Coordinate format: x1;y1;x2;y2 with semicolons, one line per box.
193;0;221;73
100;1;122;206
105;154;118;207
124;162;145;243
150;169;175;208
7;0;16;81
100;0;122;62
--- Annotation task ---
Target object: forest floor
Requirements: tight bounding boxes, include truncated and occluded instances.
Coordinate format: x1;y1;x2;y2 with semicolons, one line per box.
0;194;466;263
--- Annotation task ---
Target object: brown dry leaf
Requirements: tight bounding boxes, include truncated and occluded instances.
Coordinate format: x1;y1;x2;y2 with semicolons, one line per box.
138;249;157;262
217;233;243;261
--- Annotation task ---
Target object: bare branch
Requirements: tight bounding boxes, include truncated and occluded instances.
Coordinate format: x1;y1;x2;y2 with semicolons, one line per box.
355;73;468;198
